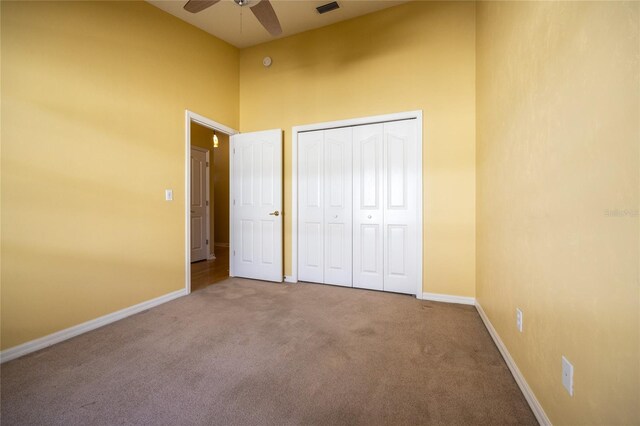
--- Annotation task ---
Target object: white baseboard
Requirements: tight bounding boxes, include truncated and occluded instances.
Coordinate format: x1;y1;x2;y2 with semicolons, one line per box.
422;292;475;305
0;288;187;364
475;301;551;426
284;275;297;283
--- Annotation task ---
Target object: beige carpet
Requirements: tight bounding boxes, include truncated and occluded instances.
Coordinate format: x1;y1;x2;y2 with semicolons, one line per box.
1;278;536;425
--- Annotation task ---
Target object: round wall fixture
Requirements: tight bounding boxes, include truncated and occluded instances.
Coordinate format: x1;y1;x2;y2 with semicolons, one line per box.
263;56;272;67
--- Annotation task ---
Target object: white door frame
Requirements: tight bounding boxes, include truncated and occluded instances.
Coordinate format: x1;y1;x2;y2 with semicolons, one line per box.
185;110;238;295
190;145;211;262
291;110;424;299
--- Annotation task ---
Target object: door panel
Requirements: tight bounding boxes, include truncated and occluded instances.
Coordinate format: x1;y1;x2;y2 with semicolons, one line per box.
327;224;344;268
297;130;324;283
190;147;208;262
387;135;407;209
261;220;274;264
360;224;381;272
361;137;380;209
353;124;384;290
305;223;322;266
232;129;283;282
191;216;204;250
240;145;254;206
261;144;275;205
240;220;254;262
324;127;352;286
387;225;407;275
383;120;418;294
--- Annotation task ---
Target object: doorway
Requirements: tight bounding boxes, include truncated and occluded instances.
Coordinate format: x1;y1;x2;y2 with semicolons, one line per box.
185;111;284;293
185;111;237;294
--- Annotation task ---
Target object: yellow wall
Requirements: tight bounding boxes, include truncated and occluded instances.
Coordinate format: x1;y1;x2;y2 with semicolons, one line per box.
190;122;216;255
476;1;639;424
212;132;230;245
239;1;477;297
0;1;239;349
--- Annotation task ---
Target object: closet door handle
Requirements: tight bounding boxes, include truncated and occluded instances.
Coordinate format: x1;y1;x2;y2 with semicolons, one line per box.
269;211;280;216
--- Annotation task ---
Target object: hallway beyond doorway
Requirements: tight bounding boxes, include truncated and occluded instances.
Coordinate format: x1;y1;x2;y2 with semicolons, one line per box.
191;247;229;292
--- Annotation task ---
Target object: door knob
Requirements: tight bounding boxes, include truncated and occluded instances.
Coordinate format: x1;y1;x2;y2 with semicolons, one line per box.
269;211;280;216
368;215;372;219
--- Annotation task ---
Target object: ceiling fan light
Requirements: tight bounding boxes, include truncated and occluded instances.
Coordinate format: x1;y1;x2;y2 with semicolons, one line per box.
183;0;282;37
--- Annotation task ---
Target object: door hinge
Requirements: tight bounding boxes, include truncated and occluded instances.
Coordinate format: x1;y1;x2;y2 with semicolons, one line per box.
206;200;209;206
233;250;236;256
233;148;236;154
206;239;209;245
206;162;209;167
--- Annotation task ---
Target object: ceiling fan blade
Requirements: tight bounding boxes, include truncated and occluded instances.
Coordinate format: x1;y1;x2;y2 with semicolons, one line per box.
183;0;220;13
250;0;282;36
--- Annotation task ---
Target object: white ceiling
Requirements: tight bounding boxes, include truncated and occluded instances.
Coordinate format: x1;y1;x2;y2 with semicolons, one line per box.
147;0;410;48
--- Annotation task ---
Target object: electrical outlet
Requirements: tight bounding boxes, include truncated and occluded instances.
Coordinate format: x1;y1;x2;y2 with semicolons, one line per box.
516;308;523;332
562;356;574;396
165;189;173;201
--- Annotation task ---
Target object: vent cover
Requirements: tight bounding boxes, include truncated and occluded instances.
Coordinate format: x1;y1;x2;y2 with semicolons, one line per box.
316;1;339;14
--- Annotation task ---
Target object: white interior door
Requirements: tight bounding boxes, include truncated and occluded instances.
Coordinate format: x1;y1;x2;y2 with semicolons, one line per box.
353;123;384;290
191;146;209;262
298;130;324;283
231;129;283;282
383;120;418;294
324;127;353;286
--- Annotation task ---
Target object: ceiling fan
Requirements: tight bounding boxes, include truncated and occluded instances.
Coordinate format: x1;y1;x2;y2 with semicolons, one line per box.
183;0;282;36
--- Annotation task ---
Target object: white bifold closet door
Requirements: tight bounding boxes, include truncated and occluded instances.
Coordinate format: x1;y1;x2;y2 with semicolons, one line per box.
352;124;385;290
381;120;418;294
298;130;324;283
353;120;418;294
298;127;353;286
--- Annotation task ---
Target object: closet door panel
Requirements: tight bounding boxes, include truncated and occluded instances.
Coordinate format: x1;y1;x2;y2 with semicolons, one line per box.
353;124;384;291
383;120;418;294
298;130;324;283
324;127;353;286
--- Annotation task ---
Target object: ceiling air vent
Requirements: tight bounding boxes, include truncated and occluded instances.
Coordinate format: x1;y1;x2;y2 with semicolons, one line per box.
316;1;340;14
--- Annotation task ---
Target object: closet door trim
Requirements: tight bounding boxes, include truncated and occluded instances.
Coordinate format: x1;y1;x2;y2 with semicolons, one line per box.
292;110;423;299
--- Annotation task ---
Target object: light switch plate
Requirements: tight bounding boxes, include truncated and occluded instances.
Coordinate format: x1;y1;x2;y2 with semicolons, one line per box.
562;356;574;396
165;189;173;201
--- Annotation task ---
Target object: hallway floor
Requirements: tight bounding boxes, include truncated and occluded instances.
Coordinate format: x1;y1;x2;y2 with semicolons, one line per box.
191;246;229;292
